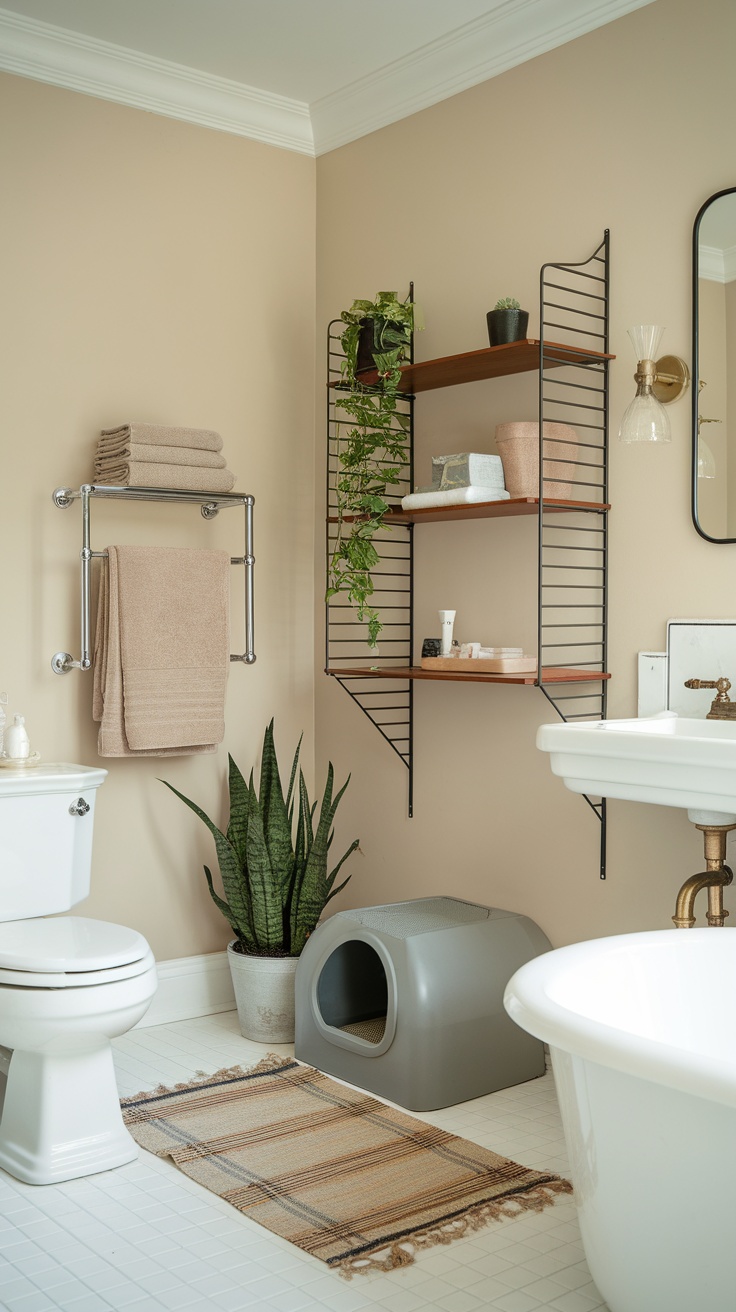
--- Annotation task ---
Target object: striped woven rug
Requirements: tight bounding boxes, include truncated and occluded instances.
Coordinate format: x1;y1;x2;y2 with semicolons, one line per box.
121;1054;571;1277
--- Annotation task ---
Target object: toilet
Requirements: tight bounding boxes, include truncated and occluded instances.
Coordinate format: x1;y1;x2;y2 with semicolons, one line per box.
0;763;158;1185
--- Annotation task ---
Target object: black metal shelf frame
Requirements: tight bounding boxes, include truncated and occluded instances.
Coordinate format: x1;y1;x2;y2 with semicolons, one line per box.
326;292;416;812
536;231;610;877
326;235;610;874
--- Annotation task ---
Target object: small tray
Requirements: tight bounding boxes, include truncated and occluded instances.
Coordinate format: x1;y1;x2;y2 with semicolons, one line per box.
0;751;41;769
420;655;537;674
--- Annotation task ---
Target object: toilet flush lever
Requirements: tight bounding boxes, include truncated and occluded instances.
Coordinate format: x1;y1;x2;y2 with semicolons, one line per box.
69;797;90;817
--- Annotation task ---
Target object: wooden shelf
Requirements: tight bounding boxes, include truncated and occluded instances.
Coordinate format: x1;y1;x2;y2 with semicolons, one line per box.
329;498;610;526
382;496;609;525
326;666;610;686
334;339;614;395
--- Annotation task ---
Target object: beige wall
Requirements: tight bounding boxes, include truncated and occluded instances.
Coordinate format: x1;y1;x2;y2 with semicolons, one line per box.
6;0;736;966
315;0;736;947
0;73;316;960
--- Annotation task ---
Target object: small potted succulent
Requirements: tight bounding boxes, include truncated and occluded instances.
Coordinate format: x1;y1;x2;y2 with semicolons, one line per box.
487;297;529;347
162;721;359;1043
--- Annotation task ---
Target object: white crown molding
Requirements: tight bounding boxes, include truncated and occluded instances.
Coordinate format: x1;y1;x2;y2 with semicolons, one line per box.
699;244;736;284
310;0;656;153
724;245;736;284
0;7;314;155
699;245;726;282
0;0;654;157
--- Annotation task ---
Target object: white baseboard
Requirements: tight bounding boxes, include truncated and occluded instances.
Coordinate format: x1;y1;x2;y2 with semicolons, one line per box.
138;950;235;1028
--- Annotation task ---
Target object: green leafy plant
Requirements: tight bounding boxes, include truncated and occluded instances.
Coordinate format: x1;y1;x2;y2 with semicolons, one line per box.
493;297;521;311
339;291;417;382
161;721;359;957
327;291;421;648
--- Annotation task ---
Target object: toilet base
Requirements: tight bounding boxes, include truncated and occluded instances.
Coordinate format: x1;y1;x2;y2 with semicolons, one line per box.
0;1042;138;1185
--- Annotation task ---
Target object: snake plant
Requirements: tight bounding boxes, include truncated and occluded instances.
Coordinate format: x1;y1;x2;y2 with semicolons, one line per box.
162;721;358;956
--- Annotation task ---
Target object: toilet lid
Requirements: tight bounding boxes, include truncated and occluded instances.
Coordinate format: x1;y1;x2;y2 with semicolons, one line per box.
0;916;151;973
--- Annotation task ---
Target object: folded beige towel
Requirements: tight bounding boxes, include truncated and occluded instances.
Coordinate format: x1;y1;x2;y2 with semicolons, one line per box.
95;463;236;492
101;423;223;453
95;443;227;470
93;545;230;757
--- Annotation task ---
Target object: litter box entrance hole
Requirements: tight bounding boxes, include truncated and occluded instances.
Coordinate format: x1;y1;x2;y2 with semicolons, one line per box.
316;941;388;1045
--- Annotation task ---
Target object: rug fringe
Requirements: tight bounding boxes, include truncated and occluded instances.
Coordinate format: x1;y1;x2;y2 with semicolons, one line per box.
121;1053;293;1106
336;1178;573;1279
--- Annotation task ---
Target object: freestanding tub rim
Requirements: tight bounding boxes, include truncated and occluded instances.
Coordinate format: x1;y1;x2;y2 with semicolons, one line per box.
504;927;736;1110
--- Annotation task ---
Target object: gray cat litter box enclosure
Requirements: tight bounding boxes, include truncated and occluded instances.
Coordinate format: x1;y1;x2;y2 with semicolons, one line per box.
295;897;551;1111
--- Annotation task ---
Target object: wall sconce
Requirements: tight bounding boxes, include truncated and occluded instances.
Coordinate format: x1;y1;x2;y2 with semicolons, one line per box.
618;325;690;443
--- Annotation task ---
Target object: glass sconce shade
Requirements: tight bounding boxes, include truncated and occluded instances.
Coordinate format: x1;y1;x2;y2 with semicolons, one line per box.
627;324;664;360
698;437;716;479
618;324;672;443
619;392;672;443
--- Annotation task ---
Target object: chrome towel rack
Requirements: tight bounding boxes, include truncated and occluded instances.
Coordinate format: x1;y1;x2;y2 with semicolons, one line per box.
51;483;255;674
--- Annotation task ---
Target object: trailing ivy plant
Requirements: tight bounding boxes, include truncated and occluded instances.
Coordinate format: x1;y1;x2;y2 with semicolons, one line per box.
327;291;421;649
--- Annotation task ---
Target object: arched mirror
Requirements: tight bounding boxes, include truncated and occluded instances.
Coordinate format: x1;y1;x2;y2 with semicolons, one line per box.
693;186;736;542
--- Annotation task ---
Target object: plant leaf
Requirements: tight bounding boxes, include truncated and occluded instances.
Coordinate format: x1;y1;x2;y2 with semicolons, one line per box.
290;763;357;955
326;837;359;897
242;781;286;952
225;755;249;868
160;779;255;945
258;720;296;902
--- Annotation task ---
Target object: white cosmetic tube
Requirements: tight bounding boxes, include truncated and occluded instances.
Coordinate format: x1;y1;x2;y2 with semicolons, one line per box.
438;610;456;656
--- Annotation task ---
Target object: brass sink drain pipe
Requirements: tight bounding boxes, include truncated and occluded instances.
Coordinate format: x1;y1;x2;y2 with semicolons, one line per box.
672;823;735;928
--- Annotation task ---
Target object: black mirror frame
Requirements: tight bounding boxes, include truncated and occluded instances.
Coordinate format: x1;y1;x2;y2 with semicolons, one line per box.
692;185;736;543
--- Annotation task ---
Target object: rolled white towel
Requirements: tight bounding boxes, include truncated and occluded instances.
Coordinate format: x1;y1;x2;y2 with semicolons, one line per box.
401;486;510;511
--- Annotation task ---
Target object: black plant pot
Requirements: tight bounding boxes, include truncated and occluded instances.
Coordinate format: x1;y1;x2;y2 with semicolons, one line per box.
356;317;409;374
486;308;529;347
356;319;379;373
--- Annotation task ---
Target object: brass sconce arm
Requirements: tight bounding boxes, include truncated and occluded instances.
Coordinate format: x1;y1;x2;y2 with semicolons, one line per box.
651;355;690;404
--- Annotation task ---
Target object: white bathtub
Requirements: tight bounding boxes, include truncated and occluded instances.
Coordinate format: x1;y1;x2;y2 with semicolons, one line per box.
504;929;736;1312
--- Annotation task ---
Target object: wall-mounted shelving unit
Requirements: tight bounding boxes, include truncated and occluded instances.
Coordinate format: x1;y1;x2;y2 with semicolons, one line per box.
325;233;612;874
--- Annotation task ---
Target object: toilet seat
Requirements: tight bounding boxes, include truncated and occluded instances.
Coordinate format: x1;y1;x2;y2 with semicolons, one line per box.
0;916;153;987
0;950;156;989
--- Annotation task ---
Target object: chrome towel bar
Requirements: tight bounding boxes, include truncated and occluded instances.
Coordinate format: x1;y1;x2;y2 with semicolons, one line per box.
51;483;255;674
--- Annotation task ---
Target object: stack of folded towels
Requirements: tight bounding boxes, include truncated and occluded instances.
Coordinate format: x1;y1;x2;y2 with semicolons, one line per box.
95;422;236;493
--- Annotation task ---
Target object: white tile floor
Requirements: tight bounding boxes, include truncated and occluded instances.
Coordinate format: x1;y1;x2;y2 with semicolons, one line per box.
0;1012;609;1312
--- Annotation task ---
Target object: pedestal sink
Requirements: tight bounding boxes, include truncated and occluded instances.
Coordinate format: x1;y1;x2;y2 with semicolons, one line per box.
537;711;736;825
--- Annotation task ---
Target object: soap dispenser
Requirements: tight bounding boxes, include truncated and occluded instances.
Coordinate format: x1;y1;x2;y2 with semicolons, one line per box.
4;714;30;760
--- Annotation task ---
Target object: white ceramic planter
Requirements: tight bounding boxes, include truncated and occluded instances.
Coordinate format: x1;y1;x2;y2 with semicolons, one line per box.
227;942;298;1043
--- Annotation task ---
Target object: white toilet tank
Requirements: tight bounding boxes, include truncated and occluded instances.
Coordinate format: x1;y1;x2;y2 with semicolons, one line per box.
0;763;108;922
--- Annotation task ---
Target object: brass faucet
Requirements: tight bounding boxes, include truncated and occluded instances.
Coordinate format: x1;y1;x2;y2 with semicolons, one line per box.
684;676;736;720
673;823;734;927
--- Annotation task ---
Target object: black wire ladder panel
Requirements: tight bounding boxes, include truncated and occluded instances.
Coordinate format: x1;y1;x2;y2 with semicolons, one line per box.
536;231;611;877
325;317;416;815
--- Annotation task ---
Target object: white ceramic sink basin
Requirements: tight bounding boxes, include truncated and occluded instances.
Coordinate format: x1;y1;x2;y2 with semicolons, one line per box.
537;711;736;824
